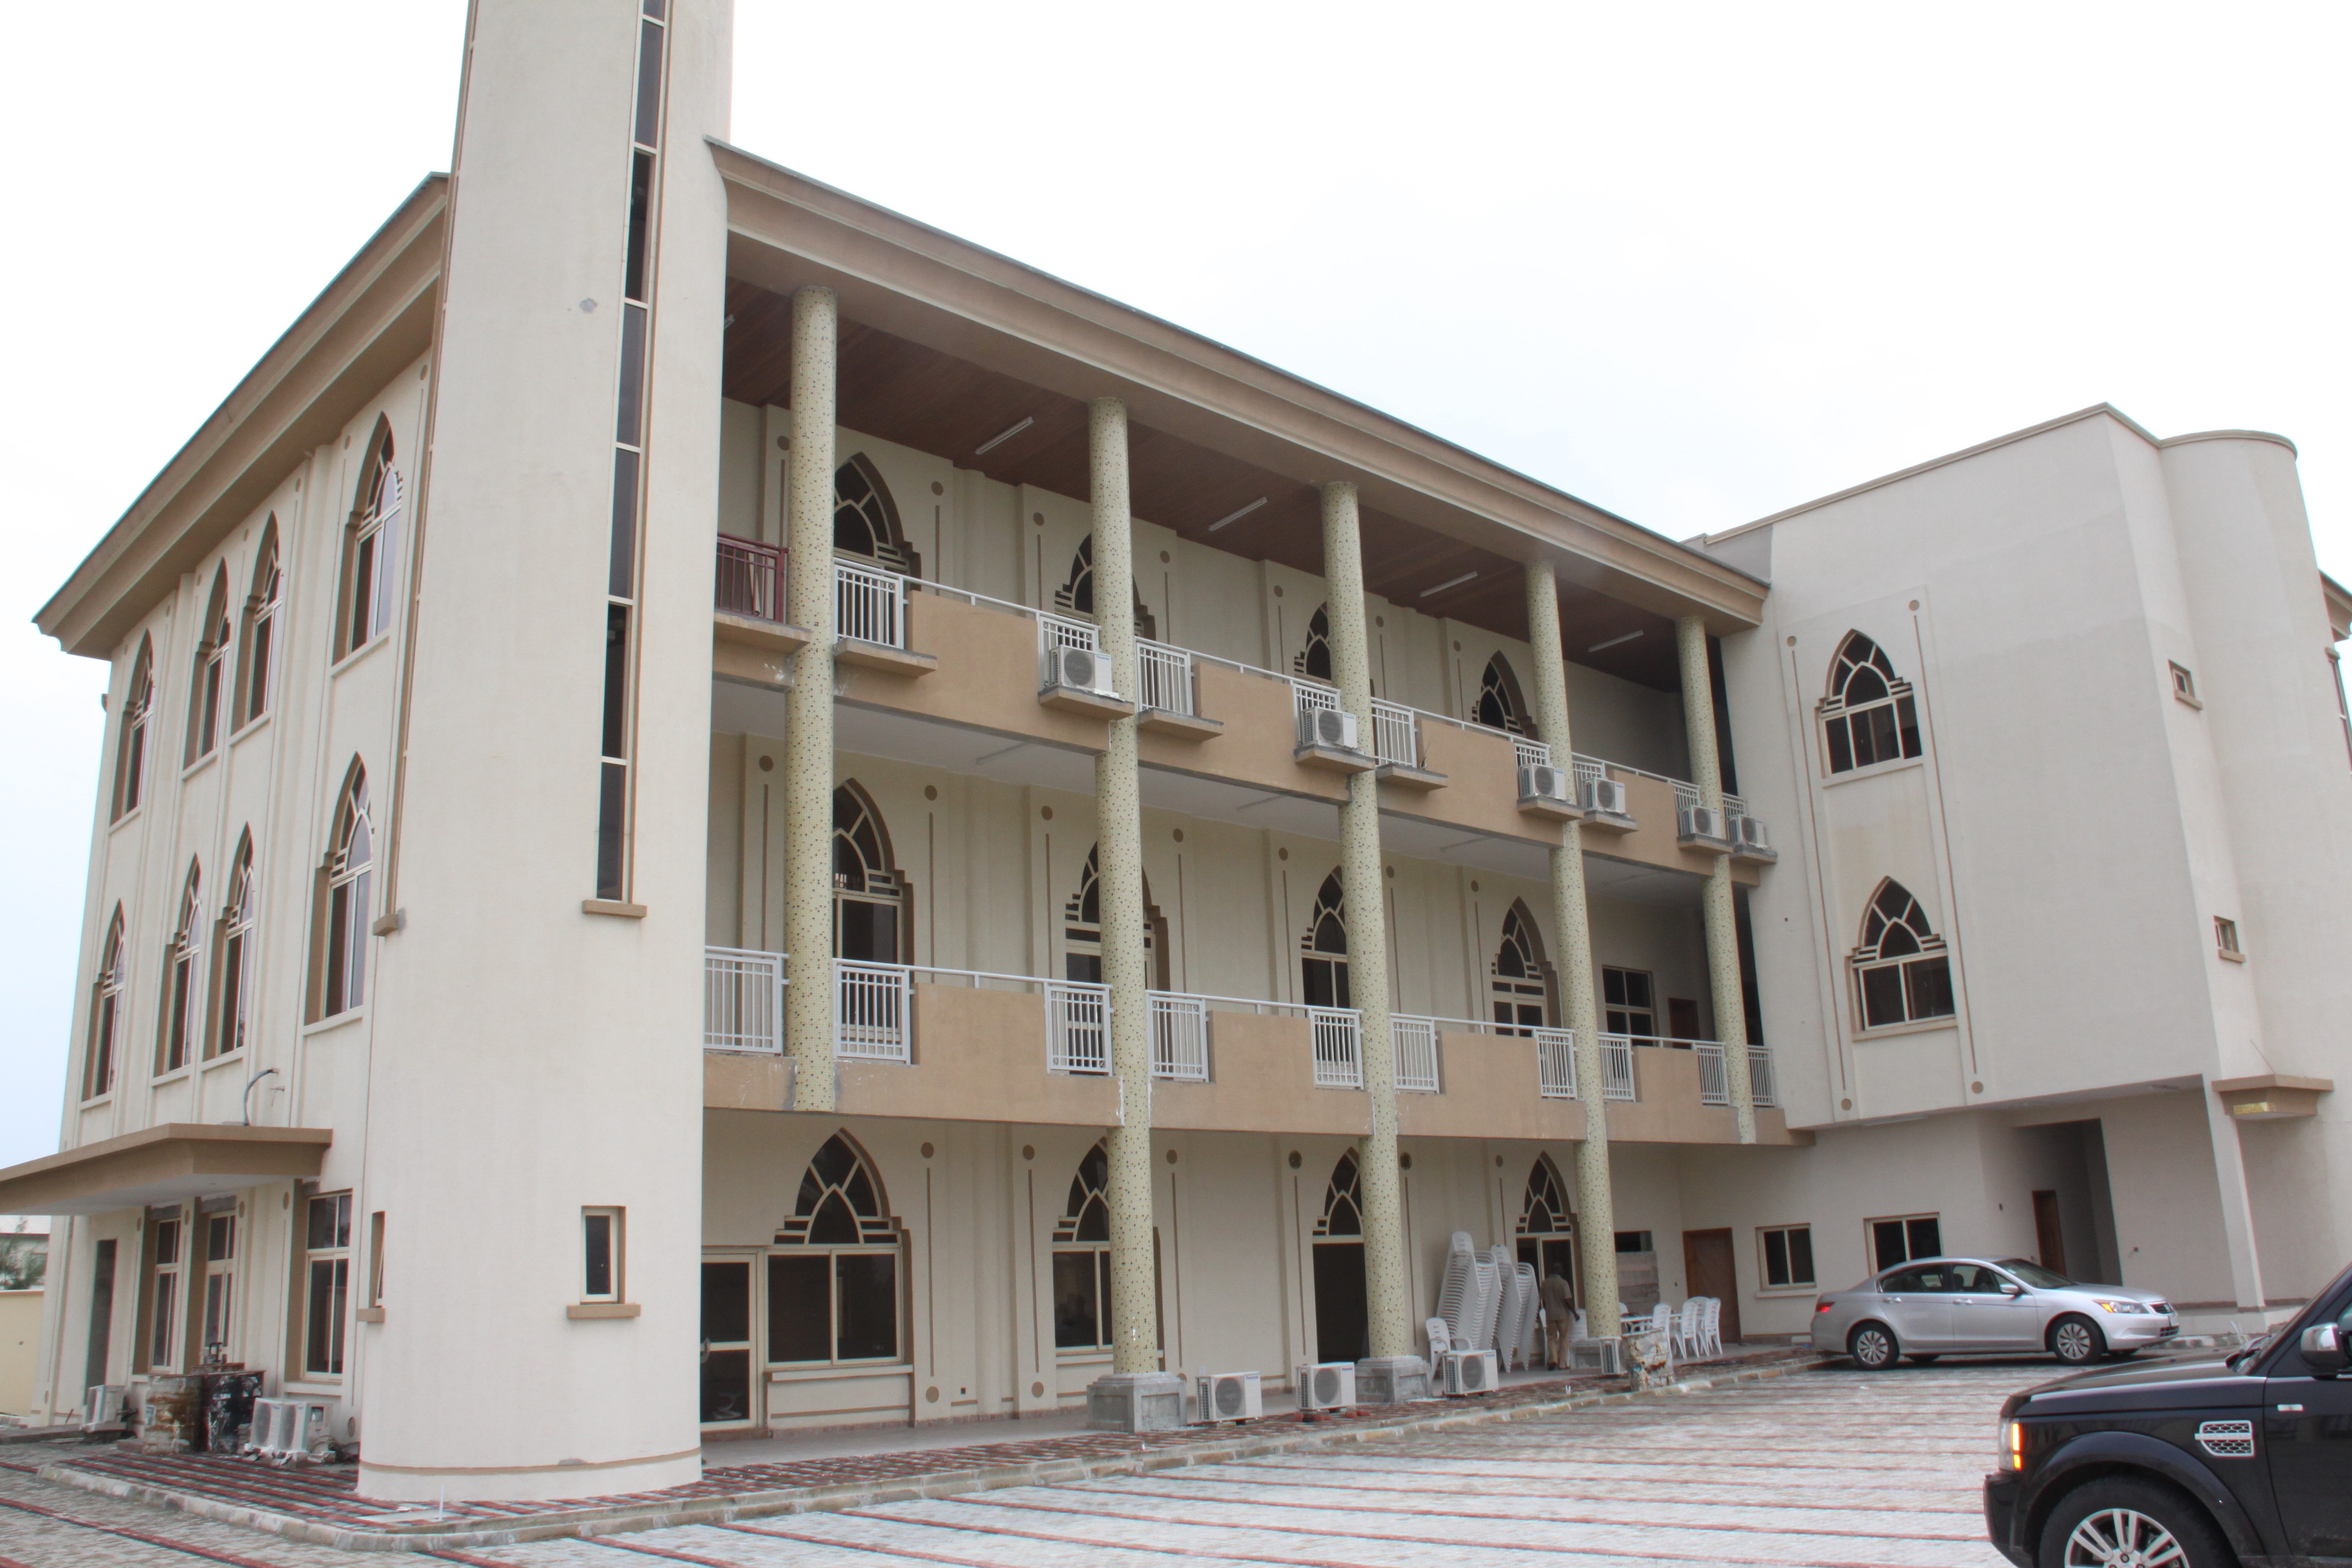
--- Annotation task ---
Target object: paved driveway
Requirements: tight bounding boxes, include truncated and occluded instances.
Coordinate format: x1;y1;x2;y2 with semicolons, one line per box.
0;1363;2041;1566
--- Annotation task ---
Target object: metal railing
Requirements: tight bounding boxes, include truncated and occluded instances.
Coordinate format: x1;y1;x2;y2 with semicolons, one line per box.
1749;1044;1777;1107
1037;610;1096;656
715;537;785;622
835;557;905;647
1390;1016;1440;1093
834;960;911;1061
1150;992;1209;1080
1371;699;1419;769
1669;779;1748;819
1045;980;1110;1074
1311;1009;1363;1087
1291;679;1340;719
1515;736;1551;772
1536;1028;1577;1098
1599;1033;1638;1101
704;946;784;1052
1137;640;1193;715
1695;1041;1729;1106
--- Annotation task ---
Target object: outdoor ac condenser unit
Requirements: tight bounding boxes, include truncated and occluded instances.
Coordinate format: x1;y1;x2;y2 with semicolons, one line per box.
1580;776;1629;816
1518;764;1572;806
1440;1348;1499;1395
81;1384;126;1431
247;1397;334;1462
1733;814;1771;853
1041;644;1115;698
1679;804;1727;841
1195;1369;1263;1423
1294;1361;1357;1411
1297;706;1360;752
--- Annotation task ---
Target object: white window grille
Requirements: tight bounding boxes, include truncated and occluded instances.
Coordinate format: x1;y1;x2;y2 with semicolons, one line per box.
1670;779;1747;817
1600;1032;1637;1101
1571;754;1607;796
1037;612;1097;657
1045;980;1109;1074
1536;1028;1577;1099
1311;1008;1363;1088
1695;1041;1729;1107
1291;680;1340;722
1515;737;1552;772
1136;639;1193;715
1748;1045;1777;1107
1150;992;1209;1081
1371;700;1419;769
704;946;784;1052
1390;1016;1440;1093
835;557;905;648
834;959;910;1061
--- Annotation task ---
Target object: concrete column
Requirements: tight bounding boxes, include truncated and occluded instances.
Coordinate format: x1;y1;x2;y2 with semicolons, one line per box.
1676;615;1755;1144
2202;1089;2268;1309
783;286;838;1112
1322;482;1422;1398
1524;562;1620;1337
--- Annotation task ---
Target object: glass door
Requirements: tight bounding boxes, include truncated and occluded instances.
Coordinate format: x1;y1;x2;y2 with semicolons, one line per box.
700;1258;757;1429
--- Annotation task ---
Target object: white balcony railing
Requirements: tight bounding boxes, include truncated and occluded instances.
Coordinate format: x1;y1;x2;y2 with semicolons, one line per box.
1749;1044;1777;1107
1536;1028;1577;1098
834;959;911;1061
1371;699;1419;769
1670;779;1749;819
1045;980;1110;1074
1599;1033;1638;1101
704;946;784;1052
1137;639;1193;715
1695;1041;1729;1106
1390;1016;1440;1093
1515;736;1551;772
1150;992;1209;1080
715;537;786;622
835;557;905;647
1037;610;1095;657
1311;1008;1364;1087
1292;679;1340;720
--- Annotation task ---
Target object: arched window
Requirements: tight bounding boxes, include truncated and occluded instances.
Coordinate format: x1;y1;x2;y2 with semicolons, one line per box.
1475;653;1532;738
236;522;283;728
1820;632;1921;775
339;426;402;657
833;783;903;962
1295;605;1333;682
1300;870;1350;1009
159;863;202;1075
112;637;154;821
316;767;372;1019
1316;1150;1363;1237
1052;538;1156;639
212;835;255;1060
832;454;919;577
1515;1156;1577;1302
1061;845;1170;987
1312;1149;1369;1362
1490;902;1552;1034
86;909;127;1100
1051;1143;1114;1349
186;570;231;765
1852;879;1955;1029
770;1133;902;1366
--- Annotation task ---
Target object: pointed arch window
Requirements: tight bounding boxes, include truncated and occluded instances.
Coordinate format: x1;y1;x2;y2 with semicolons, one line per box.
1475;653;1533;737
86;909;127;1099
339;430;403;657
1062;845;1169;987
1820;632;1922;775
113;638;154;821
1490;902;1552;1034
212;837;256;1060
1316;1150;1363;1237
159;864;202;1075
833;784;903;963
1052;538;1156;639
770;1134;902;1366
833;455;919;577
1515;1156;1578;1302
186;571;231;765
316;768;373;1019
237;523;283;728
1851;879;1955;1029
1295;605;1333;682
1300;870;1350;1009
1051;1143;1115;1349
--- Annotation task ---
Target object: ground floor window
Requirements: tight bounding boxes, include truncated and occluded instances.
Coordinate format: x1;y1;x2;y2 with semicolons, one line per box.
1052;1144;1113;1350
302;1192;352;1377
200;1212;235;1361
147;1213;185;1371
1515;1157;1577;1308
1869;1213;1940;1273
770;1133;903;1367
1758;1223;1814;1289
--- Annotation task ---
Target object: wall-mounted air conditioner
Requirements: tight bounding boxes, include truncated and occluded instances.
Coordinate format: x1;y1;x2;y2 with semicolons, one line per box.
1580;777;1629;817
1678;805;1728;842
1518;764;1573;808
1040;644;1116;699
81;1384;127;1431
247;1396;335;1462
1297;706;1360;753
1194;1369;1263;1423
1294;1361;1358;1411
1439;1347;1499;1395
1732;814;1772;855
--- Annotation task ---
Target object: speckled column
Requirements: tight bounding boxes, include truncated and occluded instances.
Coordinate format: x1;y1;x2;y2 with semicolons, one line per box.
783;286;837;1112
1524;561;1620;1338
1321;482;1416;1381
1090;397;1161;1379
1676;614;1755;1144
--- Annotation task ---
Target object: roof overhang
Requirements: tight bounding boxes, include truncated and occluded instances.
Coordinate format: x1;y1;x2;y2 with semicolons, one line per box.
0;1125;332;1216
37;177;449;660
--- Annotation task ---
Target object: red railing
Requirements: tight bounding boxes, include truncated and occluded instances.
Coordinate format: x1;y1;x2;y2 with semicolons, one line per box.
716;535;785;621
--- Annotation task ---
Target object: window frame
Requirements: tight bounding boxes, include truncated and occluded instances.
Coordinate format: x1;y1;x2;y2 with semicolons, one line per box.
1051;1145;1116;1353
199;1212;236;1364
2170;661;2202;709
317;771;373;1020
211;844;256;1060
1818;633;1923;778
1602;966;1656;1038
338;439;402;660
186;573;231;767
148;1213;186;1373
1867;1212;1943;1274
2214;916;2244;962
582;1207;625;1304
1757;1223;1816;1292
1849;881;1958;1033
86;912;127;1102
299;1191;353;1379
768;1135;905;1370
157;867;202;1078
237;528;283;731
112;640;154;822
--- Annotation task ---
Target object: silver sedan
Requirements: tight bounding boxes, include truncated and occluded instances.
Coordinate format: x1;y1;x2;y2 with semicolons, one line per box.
1809;1257;2179;1370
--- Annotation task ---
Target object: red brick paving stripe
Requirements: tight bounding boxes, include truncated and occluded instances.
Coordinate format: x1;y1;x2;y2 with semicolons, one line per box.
577;1535;753;1568
724;1515;1212;1568
1102;1468;1970;1519
0;1490;296;1568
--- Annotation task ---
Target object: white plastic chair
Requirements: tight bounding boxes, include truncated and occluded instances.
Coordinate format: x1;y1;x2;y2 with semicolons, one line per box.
1675;1298;1706;1360
1570;1308;1590;1341
1702;1296;1723;1357
1425;1315;1453;1361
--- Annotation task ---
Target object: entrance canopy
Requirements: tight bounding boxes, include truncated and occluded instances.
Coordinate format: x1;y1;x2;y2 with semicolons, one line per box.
0;1124;331;1215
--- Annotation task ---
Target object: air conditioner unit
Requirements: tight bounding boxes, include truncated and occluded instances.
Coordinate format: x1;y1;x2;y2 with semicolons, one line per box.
1194;1369;1263;1424
1297;706;1360;753
1040;644;1115;698
1580;777;1628;816
1679;805;1727;841
1732;814;1771;854
1439;1348;1499;1396
81;1384;127;1431
1294;1361;1358;1411
247;1397;335;1463
1518;764;1572;806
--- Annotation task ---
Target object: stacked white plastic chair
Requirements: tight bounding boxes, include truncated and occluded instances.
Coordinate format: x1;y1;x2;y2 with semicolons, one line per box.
1514;1263;1541;1369
1435;1232;1478;1347
1675;1299;1706;1361
1470;1249;1504;1353
1702;1297;1724;1357
1488;1246;1527;1365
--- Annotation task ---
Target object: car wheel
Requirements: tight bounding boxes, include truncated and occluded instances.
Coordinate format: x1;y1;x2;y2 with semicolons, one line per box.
1908;1354;1940;1365
2050;1315;2105;1367
2037;1475;2231;1568
1848;1322;1900;1370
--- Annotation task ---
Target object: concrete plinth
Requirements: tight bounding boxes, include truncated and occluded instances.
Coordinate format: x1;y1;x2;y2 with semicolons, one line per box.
1355;1355;1433;1405
1085;1371;1187;1432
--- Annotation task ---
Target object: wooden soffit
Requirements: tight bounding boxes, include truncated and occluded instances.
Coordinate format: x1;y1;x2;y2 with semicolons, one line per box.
0;1124;332;1216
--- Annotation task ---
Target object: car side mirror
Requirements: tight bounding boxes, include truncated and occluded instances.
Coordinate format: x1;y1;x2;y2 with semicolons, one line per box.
2002;1283;2025;1297
2301;1323;2349;1375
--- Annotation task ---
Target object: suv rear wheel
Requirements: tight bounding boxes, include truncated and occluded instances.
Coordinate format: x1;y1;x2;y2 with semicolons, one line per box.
1848;1322;1900;1370
2049;1314;2106;1367
2038;1476;2230;1568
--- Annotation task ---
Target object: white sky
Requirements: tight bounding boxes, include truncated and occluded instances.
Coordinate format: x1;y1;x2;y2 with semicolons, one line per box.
3;1;2347;1169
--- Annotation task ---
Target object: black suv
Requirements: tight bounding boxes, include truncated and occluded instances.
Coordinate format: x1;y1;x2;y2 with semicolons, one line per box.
1985;1261;2352;1567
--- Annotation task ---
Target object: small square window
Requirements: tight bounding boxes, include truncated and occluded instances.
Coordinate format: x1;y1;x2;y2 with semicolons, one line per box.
2214;917;2243;961
1760;1224;1816;1289
583;1208;624;1303
2170;662;2202;708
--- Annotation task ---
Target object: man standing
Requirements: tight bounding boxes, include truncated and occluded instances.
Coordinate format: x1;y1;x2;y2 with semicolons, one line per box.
1541;1266;1575;1369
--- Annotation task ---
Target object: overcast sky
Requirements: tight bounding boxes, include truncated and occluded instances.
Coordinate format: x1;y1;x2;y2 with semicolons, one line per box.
4;1;2347;1170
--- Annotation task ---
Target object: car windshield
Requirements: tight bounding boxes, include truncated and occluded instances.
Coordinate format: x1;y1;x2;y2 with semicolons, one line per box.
1996;1259;2076;1289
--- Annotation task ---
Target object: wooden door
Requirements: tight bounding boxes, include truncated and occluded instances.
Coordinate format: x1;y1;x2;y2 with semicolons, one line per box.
2031;1190;2067;1275
1681;1227;1742;1345
1667;998;1701;1040
1312;1242;1369;1363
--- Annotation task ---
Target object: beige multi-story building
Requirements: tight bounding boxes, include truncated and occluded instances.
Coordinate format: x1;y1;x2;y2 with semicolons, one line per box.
6;0;2346;1502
